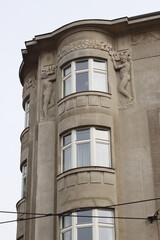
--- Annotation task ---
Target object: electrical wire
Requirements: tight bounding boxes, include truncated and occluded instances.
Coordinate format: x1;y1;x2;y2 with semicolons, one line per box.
2;196;160;216
0;214;160;225
0;197;160;225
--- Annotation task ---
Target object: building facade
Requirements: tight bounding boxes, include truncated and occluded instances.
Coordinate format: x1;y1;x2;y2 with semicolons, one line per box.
16;12;160;240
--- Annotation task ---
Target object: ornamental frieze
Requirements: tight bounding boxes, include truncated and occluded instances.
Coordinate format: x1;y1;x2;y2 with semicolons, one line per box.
131;31;160;45
57;39;114;62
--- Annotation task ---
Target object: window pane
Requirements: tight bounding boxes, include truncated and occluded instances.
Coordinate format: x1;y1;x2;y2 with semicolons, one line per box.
64;77;71;96
95;129;110;141
77;143;90;167
63;147;71;171
93;60;106;70
99;227;114;240
77;210;92;224
64;65;71;76
78;227;92;240
76;60;88;71
63;215;72;228
76;72;89;92
63;134;71;146
23;177;27;197
76;129;90;141
93;72;107;92
98;210;114;224
62;230;72;240
96;143;110;167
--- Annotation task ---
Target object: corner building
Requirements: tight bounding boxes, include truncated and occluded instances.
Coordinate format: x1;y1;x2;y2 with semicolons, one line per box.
17;12;160;240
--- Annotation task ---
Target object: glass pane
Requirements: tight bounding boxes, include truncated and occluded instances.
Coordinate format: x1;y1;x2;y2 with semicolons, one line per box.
77;143;90;167
64;65;71;76
76;129;90;141
99;227;114;240
63;134;71;146
93;60;106;70
76;72;89;92
23;177;26;197
95;129;110;141
63;215;72;228
77;210;92;224
96;143;110;167
25;111;29;128
62;230;72;240
76;60;88;71
23;164;27;174
63;147;71;171
78;227;92;240
93;72;107;92
25;100;30;110
98;210;114;224
64;77;71;96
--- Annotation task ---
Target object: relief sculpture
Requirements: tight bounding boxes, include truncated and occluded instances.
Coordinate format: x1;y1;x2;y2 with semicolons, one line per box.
41;64;56;118
112;51;134;108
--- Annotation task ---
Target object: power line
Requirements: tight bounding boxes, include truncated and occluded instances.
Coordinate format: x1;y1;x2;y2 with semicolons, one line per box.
0;197;160;225
0;214;159;225
1;196;159;216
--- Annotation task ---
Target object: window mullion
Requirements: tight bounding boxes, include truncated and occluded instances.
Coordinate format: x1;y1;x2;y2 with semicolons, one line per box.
72;130;76;168
90;127;94;166
89;58;93;90
73;213;77;240
72;61;75;93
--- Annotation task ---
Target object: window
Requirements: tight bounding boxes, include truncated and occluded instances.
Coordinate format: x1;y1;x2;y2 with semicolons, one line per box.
62;59;108;97
21;163;27;198
61;127;111;172
24;99;30;128
61;209;115;240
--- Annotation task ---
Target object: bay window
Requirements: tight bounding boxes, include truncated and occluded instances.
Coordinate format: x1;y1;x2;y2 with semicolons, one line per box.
61;209;115;240
62;59;108;97
61;127;111;172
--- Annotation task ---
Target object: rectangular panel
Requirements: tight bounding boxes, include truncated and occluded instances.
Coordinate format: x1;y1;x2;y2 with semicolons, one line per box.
63;147;71;171
77;143;90;167
96;142;110;167
64;77;71;96
77;227;92;240
99;227;114;240
76;72;89;92
93;72;107;92
63;215;72;228
93;60;106;70
77;210;92;224
62;230;72;240
98;210;114;224
76;60;88;71
76;129;90;141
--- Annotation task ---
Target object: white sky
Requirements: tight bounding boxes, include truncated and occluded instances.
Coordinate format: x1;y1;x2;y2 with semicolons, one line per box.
0;0;160;239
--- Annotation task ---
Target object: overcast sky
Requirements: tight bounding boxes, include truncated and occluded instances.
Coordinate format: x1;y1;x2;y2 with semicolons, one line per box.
1;0;160;239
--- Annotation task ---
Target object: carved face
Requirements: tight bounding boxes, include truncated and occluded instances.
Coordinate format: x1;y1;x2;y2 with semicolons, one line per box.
120;57;126;63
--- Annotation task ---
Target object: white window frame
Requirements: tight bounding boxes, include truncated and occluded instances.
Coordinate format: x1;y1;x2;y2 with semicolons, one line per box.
60;209;115;240
61;127;111;172
21;163;27;198
62;59;108;97
24;99;30;128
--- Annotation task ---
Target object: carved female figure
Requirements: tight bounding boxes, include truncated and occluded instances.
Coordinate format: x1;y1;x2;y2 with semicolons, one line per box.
113;56;133;102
